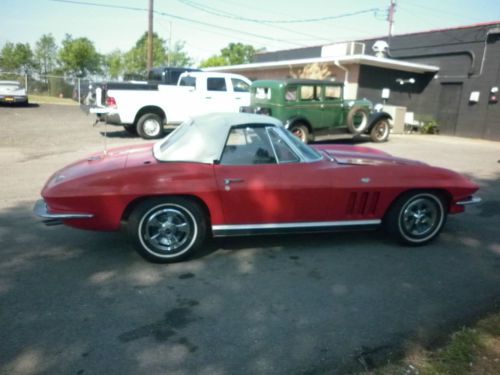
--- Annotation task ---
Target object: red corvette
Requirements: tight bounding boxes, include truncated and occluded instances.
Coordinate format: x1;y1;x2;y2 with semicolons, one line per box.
34;113;480;263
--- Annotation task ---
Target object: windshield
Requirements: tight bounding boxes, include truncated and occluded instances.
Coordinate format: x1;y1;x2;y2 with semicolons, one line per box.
279;128;323;161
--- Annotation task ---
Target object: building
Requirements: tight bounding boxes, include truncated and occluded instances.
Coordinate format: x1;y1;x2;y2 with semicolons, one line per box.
206;21;500;141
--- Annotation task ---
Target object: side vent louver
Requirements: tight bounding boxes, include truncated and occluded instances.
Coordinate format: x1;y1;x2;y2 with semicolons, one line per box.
346;192;380;216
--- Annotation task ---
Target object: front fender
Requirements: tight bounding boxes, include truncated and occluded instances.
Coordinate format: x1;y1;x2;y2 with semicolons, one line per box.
284;116;311;131
367;112;392;132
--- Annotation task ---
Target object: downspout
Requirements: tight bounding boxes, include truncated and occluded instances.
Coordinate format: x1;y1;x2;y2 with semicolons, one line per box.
334;60;350;98
478;27;500;76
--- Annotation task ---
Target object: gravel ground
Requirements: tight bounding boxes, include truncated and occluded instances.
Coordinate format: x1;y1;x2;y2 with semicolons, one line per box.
0;104;499;375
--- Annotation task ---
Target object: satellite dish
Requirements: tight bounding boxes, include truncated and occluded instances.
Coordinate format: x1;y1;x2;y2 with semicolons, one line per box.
372;40;389;58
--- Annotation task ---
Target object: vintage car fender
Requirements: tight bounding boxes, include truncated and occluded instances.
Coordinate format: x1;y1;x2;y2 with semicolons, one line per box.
367;112;392;132
284;116;312;132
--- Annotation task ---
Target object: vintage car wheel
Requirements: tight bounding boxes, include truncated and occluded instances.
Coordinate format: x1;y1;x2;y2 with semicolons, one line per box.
136;113;164;139
128;197;207;263
289;123;310;143
370;119;390;142
384;191;447;246
347;106;369;135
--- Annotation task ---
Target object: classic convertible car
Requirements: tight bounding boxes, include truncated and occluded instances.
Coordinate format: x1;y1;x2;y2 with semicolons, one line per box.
34;113;480;263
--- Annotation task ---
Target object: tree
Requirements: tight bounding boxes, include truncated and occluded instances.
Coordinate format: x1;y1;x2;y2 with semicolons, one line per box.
123;32;168;76
104;50;124;79
59;34;101;77
35;34;58;75
200;42;259;68
167;40;193;67
0;42;35;73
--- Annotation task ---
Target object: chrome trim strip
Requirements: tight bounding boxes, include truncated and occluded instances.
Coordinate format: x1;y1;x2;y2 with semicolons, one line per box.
456;196;482;206
212;219;381;234
33;199;94;220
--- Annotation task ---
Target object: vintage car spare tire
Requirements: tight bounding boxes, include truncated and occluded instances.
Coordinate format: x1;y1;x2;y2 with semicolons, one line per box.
346;106;369;134
128;197;207;263
136;113;164;139
384;191;447;246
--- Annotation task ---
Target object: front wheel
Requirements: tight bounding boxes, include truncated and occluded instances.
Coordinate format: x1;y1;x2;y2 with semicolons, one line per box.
370;119;390;142
127;197;207;263
136;113;164;139
384;191;447;246
289;123;310;143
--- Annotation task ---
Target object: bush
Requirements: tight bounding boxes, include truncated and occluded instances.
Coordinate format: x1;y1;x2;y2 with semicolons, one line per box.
420;120;439;134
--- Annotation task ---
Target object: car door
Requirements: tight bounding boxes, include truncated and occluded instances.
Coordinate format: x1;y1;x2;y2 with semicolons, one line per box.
296;84;325;131
229;77;251;111
321;85;344;129
213;125;333;225
203;77;233;113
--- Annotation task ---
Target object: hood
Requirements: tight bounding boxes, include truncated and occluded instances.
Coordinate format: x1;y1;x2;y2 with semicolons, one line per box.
44;143;155;191
313;144;425;166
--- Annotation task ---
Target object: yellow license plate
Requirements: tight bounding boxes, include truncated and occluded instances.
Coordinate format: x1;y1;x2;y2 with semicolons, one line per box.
4;97;14;102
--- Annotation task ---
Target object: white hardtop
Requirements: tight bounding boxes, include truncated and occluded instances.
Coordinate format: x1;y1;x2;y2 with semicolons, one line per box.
153;112;282;163
178;71;252;85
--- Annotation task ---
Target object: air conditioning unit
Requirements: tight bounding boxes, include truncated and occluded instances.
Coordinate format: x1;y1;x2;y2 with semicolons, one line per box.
321;42;366;57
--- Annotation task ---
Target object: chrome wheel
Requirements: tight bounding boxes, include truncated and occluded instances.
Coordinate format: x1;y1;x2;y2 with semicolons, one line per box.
143;119;161;137
129;198;207;263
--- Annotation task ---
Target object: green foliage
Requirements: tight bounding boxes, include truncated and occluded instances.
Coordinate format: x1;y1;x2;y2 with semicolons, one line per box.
59;34;102;77
35;34;58;75
200;42;259;67
167;40;193;67
104;50;124;79
123;32;168;77
0;42;35;73
420;120;439;134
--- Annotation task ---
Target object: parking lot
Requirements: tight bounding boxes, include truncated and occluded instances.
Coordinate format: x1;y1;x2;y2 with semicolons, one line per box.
1;104;499;374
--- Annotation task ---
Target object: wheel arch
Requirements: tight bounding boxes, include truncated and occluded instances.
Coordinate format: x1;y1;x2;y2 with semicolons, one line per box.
367;112;392;132
134;106;166;125
285;117;313;134
383;188;452;219
121;194;212;226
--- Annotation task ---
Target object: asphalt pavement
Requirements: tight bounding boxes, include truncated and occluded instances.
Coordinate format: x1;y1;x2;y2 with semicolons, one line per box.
0;104;499;374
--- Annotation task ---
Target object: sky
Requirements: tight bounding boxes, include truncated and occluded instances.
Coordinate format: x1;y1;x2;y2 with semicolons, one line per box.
1;0;500;65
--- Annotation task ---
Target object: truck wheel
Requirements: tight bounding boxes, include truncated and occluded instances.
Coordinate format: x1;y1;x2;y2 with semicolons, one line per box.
370;119;390;142
136;113;164;139
289;123;310;143
347;106;369;135
127;197;208;263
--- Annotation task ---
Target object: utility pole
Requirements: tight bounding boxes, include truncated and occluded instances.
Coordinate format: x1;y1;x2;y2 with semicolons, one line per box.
147;0;154;70
387;0;396;46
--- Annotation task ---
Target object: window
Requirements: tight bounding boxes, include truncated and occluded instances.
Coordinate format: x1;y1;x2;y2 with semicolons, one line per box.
220;127;276;165
255;87;272;99
232;78;250;93
179;76;196;87
325;85;342;100
268;128;300;163
300;85;320;101
285;86;297;101
207;77;227;91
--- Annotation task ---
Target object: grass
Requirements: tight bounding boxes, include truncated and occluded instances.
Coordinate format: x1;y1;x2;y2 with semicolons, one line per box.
365;313;500;375
29;94;78;106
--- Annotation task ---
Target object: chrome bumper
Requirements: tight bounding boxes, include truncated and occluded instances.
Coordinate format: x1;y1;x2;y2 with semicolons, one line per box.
33;199;94;226
456;196;482;206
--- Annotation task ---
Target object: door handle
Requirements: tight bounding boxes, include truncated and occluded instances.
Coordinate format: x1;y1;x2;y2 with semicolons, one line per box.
224;178;244;185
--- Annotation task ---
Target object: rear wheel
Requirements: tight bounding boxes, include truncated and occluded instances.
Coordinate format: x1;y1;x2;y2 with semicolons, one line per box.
289;123;310;143
370;119;390;142
136;113;164;139
127;197;207;263
384;191;447;245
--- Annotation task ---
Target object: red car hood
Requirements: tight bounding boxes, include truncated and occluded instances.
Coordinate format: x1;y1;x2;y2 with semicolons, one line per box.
44;144;156;190
313;144;425;166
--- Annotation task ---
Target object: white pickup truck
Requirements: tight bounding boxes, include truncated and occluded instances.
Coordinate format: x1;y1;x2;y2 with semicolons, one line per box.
91;72;252;139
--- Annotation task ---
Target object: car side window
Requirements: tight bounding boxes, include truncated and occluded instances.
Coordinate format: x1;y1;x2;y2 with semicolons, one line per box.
179;76;196;87
325;86;342;100
300;85;321;101
231;78;250;93
267;128;300;163
207;78;227;92
285;86;297;101
220;127;277;165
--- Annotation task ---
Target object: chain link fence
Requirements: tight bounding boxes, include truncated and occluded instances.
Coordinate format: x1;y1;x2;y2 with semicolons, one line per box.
0;72;92;103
